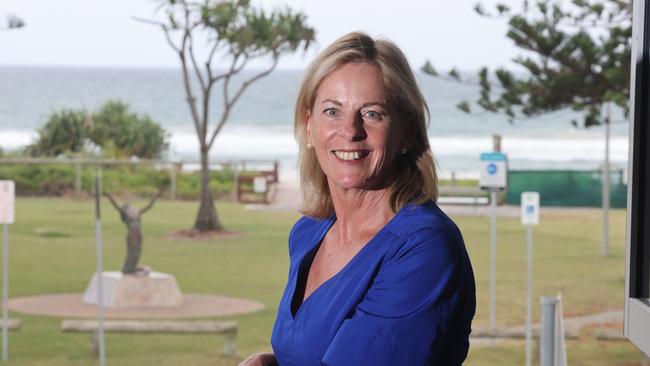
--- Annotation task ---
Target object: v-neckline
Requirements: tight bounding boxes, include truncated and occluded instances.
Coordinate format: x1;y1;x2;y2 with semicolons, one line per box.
289;208;404;320
290;215;335;319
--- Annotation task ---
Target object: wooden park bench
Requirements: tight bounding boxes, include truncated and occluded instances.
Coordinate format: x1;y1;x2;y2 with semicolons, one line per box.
61;319;237;357
236;160;279;204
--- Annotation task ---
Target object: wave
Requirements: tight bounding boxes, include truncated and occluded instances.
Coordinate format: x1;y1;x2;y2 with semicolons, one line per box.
0;126;629;173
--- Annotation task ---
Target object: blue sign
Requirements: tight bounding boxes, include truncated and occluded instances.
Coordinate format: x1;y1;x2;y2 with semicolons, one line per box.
480;152;508;191
480;152;507;162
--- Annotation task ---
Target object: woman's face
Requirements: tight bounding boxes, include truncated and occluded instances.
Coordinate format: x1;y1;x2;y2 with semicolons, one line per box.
307;62;405;192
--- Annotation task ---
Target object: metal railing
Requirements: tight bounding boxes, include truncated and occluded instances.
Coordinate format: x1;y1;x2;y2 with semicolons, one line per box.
0;157;279;200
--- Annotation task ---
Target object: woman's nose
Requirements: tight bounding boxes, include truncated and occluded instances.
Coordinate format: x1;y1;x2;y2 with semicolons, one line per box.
338;112;367;141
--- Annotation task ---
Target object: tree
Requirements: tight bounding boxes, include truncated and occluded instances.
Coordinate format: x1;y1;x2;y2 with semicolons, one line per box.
423;0;631;256
29;101;169;159
463;0;630;127
29;109;88;157
91;100;169;159
137;0;314;232
0;12;24;156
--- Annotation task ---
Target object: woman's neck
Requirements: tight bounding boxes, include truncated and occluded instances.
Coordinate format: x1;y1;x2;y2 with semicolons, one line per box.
329;186;395;245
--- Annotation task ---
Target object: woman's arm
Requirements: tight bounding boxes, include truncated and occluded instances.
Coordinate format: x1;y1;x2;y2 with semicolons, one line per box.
238;352;277;366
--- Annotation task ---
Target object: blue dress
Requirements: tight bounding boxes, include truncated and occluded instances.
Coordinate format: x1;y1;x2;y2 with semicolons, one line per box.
271;201;476;366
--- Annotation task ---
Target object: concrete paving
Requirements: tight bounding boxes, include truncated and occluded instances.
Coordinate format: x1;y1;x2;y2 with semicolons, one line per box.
249;181;597;218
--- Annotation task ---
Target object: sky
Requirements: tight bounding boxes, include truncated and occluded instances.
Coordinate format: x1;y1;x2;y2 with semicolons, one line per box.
0;0;523;71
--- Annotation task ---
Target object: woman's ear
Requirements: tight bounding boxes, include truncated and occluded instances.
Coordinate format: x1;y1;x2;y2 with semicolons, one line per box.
306;110;313;146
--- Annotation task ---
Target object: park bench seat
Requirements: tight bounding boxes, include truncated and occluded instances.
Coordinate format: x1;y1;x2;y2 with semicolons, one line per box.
61;319;237;356
438;186;490;206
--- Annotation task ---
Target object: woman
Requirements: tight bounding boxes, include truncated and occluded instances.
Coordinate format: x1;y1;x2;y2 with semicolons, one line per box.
241;32;475;366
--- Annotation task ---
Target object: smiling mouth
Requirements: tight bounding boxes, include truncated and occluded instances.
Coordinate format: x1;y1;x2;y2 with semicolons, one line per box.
333;150;369;161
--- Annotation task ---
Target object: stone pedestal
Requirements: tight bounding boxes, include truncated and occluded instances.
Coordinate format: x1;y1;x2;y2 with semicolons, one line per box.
83;271;183;308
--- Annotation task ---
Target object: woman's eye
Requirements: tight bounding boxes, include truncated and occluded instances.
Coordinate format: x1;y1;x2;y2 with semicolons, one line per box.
361;110;383;121
324;108;338;117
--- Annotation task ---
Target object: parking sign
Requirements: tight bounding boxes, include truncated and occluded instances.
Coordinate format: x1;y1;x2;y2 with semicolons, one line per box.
0;181;14;224
521;192;540;226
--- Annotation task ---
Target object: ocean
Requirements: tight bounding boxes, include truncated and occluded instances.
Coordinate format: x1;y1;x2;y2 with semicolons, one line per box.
0;66;630;181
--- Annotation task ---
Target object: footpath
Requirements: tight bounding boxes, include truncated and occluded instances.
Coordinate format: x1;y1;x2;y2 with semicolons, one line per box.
471;309;624;347
246;181;598;218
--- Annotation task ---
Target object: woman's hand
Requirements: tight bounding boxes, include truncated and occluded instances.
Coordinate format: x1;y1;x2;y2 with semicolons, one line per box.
238;352;278;366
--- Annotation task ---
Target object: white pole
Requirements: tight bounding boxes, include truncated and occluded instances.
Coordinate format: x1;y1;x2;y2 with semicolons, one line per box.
94;172;106;366
525;224;533;366
2;224;8;362
540;297;557;366
602;103;611;257
490;190;497;337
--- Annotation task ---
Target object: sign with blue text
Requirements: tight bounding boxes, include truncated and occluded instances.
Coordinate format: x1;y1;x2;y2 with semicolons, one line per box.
480;152;508;191
0;181;14;224
521;192;540;226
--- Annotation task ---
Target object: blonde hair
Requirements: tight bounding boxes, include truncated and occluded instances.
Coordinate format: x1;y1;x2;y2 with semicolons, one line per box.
295;32;438;218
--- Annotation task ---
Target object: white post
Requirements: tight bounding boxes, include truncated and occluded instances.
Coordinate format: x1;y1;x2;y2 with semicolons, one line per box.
525;224;533;366
2;224;8;362
490;190;497;336
170;164;177;201
94;172;106;366
0;180;15;363
521;191;539;366
602;102;611;257
555;293;568;366
540;297;557;366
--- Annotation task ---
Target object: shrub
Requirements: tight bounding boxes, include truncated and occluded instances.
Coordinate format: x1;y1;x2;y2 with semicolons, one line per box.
28;100;169;159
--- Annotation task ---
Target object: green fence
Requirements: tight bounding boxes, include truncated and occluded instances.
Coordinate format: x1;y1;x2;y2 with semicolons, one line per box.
506;169;627;208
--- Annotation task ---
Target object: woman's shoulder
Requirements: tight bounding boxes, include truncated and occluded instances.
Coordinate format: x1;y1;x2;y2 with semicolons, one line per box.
287;215;332;258
289;215;330;237
388;201;462;241
377;201;467;265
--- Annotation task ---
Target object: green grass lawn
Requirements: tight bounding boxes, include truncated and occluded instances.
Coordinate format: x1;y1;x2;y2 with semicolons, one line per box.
0;197;646;365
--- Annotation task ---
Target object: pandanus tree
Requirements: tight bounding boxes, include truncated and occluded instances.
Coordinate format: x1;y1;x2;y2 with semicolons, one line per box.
138;0;315;231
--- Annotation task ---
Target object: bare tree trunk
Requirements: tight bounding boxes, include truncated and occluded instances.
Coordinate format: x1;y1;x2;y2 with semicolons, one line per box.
194;147;223;231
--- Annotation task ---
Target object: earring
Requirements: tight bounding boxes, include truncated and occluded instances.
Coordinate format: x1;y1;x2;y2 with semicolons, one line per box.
306;142;313;149
400;148;407;154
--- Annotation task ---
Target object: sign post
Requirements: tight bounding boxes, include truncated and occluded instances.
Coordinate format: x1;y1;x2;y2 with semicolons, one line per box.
521;191;540;366
0;181;15;363
94;171;106;366
480;152;508;338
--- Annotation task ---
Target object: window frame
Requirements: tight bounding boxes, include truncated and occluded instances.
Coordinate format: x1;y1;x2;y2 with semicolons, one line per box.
625;0;650;356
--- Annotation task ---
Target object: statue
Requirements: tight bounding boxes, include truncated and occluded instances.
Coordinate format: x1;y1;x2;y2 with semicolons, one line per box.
103;191;161;275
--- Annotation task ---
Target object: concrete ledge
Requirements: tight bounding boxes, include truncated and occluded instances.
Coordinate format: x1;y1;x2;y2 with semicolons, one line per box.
83;271;183;308
62;319;237;356
471;327;578;339
0;319;21;331
595;329;626;341
61;319;236;334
